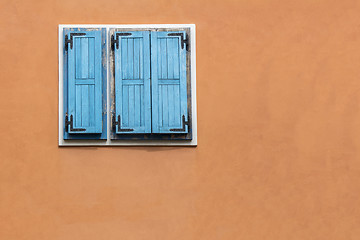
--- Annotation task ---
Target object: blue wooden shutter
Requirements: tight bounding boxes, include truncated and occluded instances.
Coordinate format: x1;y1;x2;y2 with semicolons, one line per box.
65;30;103;135
151;31;189;133
114;31;151;134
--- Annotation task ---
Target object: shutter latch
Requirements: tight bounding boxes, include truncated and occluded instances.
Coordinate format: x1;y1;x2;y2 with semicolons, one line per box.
170;115;189;132
168;33;189;51
111;33;132;50
113;115;134;132
64;33;86;51
65;113;86;132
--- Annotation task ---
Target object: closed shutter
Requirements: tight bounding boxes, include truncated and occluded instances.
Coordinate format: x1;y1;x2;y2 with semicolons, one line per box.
65;30;103;136
113;31;151;134
151;31;188;133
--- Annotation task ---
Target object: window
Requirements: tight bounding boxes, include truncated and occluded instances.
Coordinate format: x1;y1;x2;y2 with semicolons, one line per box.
59;25;197;146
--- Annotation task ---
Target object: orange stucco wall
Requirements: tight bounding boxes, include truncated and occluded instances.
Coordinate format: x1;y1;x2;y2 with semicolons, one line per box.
1;0;360;239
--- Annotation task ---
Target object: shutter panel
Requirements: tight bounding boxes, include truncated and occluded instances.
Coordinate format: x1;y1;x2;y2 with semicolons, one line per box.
151;31;188;133
66;30;103;135
114;31;151;134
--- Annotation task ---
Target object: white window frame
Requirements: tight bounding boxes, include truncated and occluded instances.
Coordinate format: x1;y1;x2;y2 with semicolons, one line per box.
58;24;197;146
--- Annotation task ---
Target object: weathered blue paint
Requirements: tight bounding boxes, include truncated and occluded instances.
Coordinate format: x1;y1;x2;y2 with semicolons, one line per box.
63;28;107;140
151;31;188;133
114;31;151;134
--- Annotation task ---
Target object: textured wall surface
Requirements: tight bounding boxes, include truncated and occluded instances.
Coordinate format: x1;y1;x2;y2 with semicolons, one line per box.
1;0;360;239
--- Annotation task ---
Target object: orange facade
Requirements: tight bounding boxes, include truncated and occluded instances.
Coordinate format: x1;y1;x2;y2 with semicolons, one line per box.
1;0;360;239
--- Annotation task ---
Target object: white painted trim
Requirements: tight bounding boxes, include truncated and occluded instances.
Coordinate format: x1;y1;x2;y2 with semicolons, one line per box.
58;24;197;146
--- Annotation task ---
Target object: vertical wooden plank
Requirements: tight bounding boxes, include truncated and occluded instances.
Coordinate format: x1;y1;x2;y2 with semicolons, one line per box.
160;38;168;79
158;85;163;127
93;30;103;133
139;37;143;80
173;39;180;79
174;84;180;126
167;38;175;79
168;84;175;126
115;35;122;131
128;38;134;79
128;85;135;127
64;29;69;136
167;38;176;127
140;85;145;127
89;84;95;127
81;85;89;126
88;37;95;79
133;38;140;80
179;31;188;130
75;37;81;79
68;32;76;132
122;85;129;127
134;85;141;127
75;84;82;127
162;84;169;127
121;38;128;80
100;27;107;138
151;32;160;132
159;37;163;80
81;38;89;79
143;31;151;133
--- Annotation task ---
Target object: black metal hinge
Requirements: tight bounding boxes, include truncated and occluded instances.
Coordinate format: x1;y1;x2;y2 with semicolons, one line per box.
65;113;86;132
111;33;132;50
113;115;134;132
64;33;86;51
167;33;189;51
170;115;189;132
